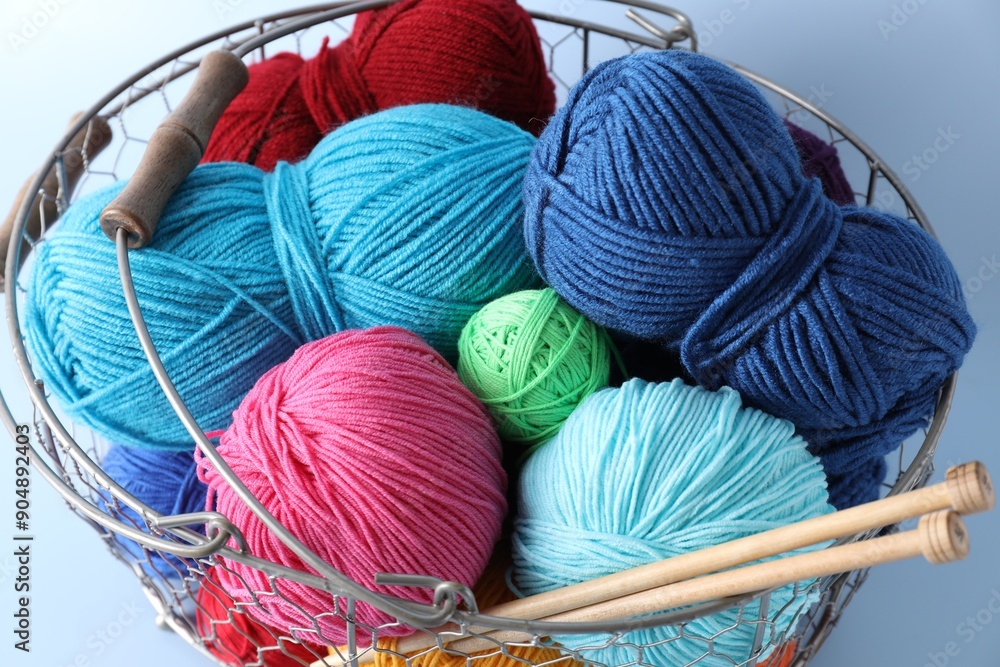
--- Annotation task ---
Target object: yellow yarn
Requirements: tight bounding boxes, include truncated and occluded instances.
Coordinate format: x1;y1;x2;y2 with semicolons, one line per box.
369;637;579;667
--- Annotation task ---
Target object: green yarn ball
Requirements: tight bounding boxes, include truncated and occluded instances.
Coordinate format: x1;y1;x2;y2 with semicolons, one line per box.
457;288;614;457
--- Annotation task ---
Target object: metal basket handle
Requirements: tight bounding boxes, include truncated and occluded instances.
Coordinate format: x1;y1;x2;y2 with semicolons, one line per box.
93;0;699;249
98;50;249;248
96;0;399;248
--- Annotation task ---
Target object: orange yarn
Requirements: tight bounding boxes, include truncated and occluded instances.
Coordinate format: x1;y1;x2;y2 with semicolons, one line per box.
761;641;798;667
370;638;577;667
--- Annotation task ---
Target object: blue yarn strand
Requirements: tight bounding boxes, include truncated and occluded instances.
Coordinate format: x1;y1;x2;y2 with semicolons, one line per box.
265;161;345;342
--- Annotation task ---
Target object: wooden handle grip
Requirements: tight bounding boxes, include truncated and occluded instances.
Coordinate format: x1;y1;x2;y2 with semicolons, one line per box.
99;50;248;248
1;113;112;288
324;462;990;667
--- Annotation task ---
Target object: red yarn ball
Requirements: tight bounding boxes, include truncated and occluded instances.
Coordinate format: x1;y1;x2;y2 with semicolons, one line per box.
203;0;556;170
197;327;507;645
197;566;326;666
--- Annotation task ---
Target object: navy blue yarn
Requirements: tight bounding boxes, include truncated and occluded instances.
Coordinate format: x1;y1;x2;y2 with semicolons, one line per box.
523;50;976;508
826;457;889;509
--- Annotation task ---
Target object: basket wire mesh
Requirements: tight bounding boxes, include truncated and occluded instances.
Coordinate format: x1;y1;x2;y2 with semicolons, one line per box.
0;1;955;666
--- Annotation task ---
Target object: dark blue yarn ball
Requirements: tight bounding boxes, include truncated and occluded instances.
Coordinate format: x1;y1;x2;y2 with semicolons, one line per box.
826;457;889;508
523;50;975;508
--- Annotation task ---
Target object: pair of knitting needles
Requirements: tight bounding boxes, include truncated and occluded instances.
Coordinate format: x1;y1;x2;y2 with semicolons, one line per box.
315;461;992;666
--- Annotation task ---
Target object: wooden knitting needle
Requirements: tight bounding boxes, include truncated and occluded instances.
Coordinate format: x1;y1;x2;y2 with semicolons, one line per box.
314;462;990;667
440;509;969;656
318;509;969;665
1;113;112;289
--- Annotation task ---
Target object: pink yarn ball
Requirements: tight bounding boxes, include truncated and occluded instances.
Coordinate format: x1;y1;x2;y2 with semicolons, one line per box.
197;326;507;645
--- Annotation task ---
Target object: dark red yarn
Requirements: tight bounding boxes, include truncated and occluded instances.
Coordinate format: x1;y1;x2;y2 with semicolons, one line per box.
197;567;326;666
203;0;556;170
784;120;856;206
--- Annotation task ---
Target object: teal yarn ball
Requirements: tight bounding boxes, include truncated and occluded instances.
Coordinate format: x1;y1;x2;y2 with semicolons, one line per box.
26;104;539;449
512;378;834;667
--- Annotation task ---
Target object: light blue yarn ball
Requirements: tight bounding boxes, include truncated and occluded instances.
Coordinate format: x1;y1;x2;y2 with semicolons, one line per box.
26;104;539;449
513;378;834;667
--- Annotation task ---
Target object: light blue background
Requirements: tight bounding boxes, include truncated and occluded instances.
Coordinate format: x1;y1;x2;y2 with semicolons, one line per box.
0;1;997;666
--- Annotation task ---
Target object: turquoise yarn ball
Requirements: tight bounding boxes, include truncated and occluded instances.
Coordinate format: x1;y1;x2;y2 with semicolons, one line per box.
512;378;833;667
26;104;539;449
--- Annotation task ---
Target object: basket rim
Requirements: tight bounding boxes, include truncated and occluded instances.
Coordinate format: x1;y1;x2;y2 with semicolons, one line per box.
0;0;954;646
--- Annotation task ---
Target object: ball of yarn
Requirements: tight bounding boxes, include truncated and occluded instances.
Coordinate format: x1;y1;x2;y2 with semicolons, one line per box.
457;288;614;458
203;0;556;169
197;327;507;645
523;50;975;507
98;444;208;579
785;120;855;206
27;103;539;449
512;378;833;667
197;566;327;666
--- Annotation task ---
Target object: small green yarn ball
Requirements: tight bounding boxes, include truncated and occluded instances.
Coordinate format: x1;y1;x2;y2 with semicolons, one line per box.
457;288;613;456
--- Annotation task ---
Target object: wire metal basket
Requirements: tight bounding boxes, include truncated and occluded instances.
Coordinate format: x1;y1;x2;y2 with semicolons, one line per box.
1;1;956;666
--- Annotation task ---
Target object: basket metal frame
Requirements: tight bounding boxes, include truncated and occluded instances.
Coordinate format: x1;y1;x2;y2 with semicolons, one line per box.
0;0;954;663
